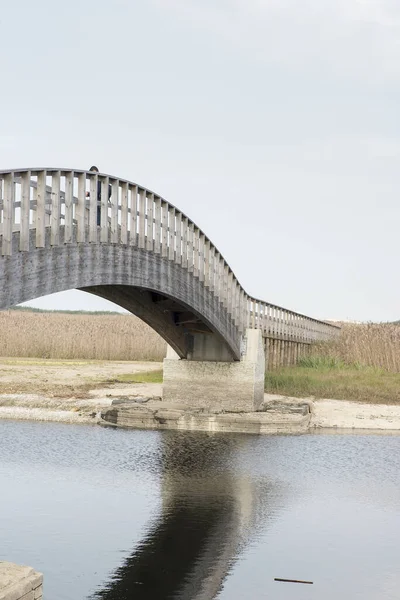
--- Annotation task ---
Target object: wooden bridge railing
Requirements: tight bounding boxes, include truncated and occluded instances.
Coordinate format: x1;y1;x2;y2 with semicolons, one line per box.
0;168;340;343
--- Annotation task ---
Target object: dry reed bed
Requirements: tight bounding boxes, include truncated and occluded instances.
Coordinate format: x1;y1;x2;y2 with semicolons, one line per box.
313;323;400;372
0;310;166;360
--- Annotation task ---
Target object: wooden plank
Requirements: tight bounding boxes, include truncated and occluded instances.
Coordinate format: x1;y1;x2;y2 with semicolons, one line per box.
76;172;86;243
146;192;154;251
154;196;161;254
89;172;98;242
138;188;146;249
129;185;138;245
42;182;51;227
222;263;229;309
203;239;210;286
234;281;240;325
239;289;245;333
213;252;220;297
218;259;224;306
161;200;168;257
245;295;251;329
208;246;215;292
268;306;273;335
31;183;37;229
50;171;61;246
175;211;182;264
100;176;109;243
187;222;194;272
181;216;188;268
261;302;267;336
198;233;205;282
193;227;199;276
20;171;31;251
2;173;14;255
227;271;233;315
217;256;224;303
35;170;46;248
168;206;175;261
281;310;286;338
249;299;254;328
111;180;119;243
64;171;73;243
120;181;128;245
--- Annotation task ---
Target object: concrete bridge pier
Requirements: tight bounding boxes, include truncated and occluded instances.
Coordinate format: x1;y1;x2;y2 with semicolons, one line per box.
0;562;43;600
163;329;265;412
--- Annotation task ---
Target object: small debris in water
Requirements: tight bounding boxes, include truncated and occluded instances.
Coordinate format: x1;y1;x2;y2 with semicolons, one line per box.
274;578;313;585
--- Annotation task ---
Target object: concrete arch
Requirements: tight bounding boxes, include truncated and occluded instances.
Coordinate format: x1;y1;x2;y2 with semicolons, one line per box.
0;230;240;360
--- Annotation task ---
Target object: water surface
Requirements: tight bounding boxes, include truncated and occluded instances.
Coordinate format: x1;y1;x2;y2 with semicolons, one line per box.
1;421;400;599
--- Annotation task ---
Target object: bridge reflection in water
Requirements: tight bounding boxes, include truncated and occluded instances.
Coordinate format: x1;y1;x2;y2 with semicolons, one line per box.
90;432;283;600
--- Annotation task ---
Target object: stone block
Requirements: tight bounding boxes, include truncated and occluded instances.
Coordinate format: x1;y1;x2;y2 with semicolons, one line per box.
0;563;43;600
33;585;43;600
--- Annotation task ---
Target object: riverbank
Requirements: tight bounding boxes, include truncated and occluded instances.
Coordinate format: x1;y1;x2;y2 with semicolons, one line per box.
1;358;400;433
3;391;400;433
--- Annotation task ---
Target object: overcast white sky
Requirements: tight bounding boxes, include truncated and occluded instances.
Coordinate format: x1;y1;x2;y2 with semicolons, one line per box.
1;0;399;321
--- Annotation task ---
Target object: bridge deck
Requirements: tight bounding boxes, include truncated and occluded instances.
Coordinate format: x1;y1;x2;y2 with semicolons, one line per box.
0;168;339;354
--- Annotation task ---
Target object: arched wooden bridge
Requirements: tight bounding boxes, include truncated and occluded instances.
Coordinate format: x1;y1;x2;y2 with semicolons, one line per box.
0;168;339;368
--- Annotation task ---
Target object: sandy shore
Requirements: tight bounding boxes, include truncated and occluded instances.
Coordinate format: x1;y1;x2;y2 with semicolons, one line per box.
0;359;163;425
311;398;400;430
263;394;400;431
1;359;400;432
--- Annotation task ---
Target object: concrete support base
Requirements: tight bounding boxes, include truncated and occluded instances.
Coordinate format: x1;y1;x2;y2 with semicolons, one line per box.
0;562;43;600
163;329;265;412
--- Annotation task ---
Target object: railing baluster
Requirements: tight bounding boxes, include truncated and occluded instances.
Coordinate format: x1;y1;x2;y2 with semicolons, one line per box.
208;246;215;292
168;206;175;261
181;216;188;268
138;188;146;249
100;176;109;243
64;171;73;243
129;185;138;246
233;276;238;321
154;196;161;254
50;171;61;246
175;211;182;265
222;262;229;309
89;173;98;243
146;193;154;251
76;173;86;243
111;180;119;243
161;200;168;257
36;171;46;248
120;181;128;245
227;270;233;315
2;173;14;255
20;171;31;251
193;227;199;277
220;257;226;306
198;233;205;283
187;222;194;272
204;239;210;286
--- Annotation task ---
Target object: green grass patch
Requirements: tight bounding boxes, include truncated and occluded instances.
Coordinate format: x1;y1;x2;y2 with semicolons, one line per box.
105;370;163;384
265;361;400;404
298;355;350;369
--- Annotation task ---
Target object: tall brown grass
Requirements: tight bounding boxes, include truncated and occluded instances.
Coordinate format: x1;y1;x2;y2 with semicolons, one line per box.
313;323;400;372
0;310;166;360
